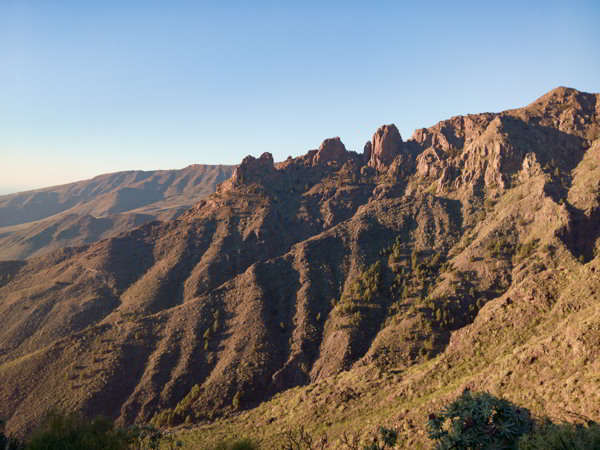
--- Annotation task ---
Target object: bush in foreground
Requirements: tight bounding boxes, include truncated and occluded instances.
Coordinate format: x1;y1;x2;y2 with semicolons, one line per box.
24;411;181;450
427;389;533;449
26;411;129;450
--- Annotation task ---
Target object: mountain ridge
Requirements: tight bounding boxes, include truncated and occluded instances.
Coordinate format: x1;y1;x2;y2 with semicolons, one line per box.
0;87;598;448
0;164;236;260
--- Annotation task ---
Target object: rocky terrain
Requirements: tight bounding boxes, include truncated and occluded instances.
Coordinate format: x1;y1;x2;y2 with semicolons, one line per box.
0;87;598;448
0;164;235;260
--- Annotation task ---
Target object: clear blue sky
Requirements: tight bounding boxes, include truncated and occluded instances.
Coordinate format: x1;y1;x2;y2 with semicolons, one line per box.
1;0;599;195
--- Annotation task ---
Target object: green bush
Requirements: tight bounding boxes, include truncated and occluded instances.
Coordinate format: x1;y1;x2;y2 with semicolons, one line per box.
486;237;515;259
427;389;533;449
517;420;600;449
363;426;398;450
340;261;382;310
26;411;129;450
126;424;182;449
514;239;538;262
26;412;182;450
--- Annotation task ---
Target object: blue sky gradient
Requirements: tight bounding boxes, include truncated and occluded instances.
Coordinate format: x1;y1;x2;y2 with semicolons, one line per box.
1;0;599;194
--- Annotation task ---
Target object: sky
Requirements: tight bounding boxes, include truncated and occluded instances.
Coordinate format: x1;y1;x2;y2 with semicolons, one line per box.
1;1;599;195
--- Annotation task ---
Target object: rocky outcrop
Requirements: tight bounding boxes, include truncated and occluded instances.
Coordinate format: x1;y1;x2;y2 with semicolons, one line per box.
519;153;544;181
387;153;416;181
363;141;372;165
217;152;275;193
368;124;404;170
232;152;275;182
313;137;348;165
416;147;445;179
411;115;496;165
437;166;456;192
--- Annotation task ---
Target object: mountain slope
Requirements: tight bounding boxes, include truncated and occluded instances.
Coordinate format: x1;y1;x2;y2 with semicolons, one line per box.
0;164;236;260
0;87;598;447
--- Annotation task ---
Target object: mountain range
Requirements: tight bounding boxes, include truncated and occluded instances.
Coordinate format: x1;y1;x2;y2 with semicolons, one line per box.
0;87;598;448
0;164;235;260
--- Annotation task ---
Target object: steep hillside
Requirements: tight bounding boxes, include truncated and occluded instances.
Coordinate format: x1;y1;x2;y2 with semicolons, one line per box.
0;164;235;259
0;87;598;448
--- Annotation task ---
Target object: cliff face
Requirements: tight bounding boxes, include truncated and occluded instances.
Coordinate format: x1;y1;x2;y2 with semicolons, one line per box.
0;88;598;444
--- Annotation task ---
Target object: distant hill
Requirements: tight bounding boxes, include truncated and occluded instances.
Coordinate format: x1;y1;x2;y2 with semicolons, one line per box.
0;88;598;447
0;164;236;260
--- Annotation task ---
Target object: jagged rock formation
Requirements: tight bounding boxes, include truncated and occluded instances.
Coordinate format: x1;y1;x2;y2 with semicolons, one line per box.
234;152;275;181
0;87;598;447
367;124;404;169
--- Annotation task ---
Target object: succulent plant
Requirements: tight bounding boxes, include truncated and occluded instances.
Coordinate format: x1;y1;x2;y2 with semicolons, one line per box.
427;389;533;449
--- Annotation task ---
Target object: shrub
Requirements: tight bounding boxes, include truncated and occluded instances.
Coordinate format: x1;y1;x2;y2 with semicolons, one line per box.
126;424;182;449
337;426;398;450
363;427;398;450
427;389;533;449
517;420;600;449
486;237;514;259
26;411;129;450
514;239;538;262
340;261;382;308
282;426;327;450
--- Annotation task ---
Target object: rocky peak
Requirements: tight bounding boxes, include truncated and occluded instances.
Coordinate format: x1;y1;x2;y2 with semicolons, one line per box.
313;137;348;164
368;124;404;170
528;86;580;110
220;152;274;191
514;87;599;139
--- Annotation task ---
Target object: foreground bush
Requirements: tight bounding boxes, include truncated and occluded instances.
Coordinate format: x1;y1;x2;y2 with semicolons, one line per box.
517;420;600;449
26;412;129;450
427;389;533;449
24;411;181;450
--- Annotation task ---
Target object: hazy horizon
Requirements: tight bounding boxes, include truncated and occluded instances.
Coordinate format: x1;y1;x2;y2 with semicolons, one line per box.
2;0;599;195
